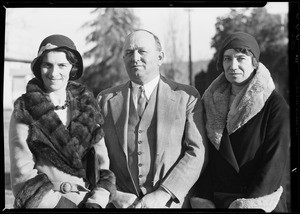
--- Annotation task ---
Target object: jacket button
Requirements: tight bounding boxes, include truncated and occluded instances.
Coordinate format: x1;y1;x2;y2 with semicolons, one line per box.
138;130;143;133
60;182;72;194
138;151;142;155
138;163;143;167
138;140;142;144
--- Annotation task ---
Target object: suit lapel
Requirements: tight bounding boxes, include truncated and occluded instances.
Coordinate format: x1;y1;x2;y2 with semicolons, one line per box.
109;81;131;159
219;128;240;172
154;77;179;178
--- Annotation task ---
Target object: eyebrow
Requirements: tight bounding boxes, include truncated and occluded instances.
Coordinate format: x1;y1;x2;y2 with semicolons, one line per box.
224;53;246;57
124;47;148;52
41;61;70;64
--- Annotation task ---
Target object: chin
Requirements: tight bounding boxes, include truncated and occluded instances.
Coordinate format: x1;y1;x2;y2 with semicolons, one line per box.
48;85;66;92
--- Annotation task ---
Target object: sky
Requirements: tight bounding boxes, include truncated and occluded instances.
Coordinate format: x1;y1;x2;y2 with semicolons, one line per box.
4;2;289;64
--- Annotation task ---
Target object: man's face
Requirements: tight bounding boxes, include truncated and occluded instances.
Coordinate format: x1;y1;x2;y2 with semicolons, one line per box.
223;49;256;86
123;31;164;85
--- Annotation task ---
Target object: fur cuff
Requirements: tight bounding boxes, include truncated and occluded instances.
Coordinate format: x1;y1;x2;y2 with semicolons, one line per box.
86;188;110;208
229;186;283;212
14;173;53;208
190;197;216;208
97;169;116;202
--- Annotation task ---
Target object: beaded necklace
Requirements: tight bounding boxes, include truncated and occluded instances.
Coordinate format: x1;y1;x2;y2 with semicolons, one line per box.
54;93;70;110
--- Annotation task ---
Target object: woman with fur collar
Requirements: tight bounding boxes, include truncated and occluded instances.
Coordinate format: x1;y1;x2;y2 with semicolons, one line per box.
190;32;290;212
9;34;116;208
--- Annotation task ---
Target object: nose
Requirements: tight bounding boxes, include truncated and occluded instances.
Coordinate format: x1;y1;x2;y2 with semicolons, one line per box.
50;65;60;76
230;58;238;70
132;50;141;62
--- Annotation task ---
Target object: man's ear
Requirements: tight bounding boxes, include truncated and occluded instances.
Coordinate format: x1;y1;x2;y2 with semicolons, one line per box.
158;51;164;66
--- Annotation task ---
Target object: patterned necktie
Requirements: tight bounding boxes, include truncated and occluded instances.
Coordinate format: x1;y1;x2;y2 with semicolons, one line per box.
137;86;147;117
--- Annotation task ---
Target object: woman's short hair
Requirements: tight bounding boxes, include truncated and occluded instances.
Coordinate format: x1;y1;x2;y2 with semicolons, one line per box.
231;47;259;68
33;48;79;81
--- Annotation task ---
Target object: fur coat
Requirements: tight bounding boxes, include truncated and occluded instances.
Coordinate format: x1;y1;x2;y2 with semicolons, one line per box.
10;78;116;208
191;63;290;212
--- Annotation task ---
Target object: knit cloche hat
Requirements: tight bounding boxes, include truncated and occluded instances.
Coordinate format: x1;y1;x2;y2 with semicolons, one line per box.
217;32;260;72
31;34;83;80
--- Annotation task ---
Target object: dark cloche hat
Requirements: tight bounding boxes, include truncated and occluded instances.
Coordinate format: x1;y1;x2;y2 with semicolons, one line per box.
217;32;260;72
31;34;83;80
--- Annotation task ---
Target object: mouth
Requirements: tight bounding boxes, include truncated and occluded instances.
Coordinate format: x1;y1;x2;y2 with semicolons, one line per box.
131;65;143;68
228;73;241;75
130;65;144;70
48;77;62;81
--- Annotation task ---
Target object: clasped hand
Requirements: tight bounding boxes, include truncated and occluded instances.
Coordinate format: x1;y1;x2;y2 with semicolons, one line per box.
133;187;171;208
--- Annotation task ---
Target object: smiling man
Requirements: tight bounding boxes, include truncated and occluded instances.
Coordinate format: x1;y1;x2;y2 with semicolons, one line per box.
97;29;207;208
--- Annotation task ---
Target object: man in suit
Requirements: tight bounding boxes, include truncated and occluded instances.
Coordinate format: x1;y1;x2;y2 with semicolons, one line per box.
97;29;207;208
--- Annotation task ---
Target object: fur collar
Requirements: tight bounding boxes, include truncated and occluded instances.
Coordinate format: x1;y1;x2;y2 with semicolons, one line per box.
13;78;104;177
202;63;275;150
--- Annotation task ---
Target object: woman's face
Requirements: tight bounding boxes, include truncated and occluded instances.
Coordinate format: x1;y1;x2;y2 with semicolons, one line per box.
40;51;72;93
223;49;256;86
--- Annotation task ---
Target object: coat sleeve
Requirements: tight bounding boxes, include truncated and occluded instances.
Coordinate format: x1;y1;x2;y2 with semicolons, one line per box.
161;88;208;203
9;114;63;208
230;94;290;212
84;93;116;208
85;138;116;208
247;94;290;198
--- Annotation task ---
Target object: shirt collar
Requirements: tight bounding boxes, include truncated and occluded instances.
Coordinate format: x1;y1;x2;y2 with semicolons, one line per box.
131;75;160;100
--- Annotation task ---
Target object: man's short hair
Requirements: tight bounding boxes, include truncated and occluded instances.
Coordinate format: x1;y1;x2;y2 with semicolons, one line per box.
125;29;162;52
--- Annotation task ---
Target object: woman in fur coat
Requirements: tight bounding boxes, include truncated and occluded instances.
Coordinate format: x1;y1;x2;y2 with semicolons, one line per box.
9;34;116;208
190;32;290;212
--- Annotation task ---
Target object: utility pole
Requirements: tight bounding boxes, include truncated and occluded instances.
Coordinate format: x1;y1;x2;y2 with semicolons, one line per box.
188;9;193;86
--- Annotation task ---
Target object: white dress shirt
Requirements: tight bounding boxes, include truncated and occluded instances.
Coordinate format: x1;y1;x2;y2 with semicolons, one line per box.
131;75;160;109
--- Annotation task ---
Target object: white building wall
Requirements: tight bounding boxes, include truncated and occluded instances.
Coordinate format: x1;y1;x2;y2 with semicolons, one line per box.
3;61;33;110
3;62;12;109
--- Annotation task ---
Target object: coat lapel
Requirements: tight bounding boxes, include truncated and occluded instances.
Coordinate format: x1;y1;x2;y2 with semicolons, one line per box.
109;81;131;158
154;77;179;179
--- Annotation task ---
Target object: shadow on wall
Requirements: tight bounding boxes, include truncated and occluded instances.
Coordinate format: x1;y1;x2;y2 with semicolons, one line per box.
5;172;12;190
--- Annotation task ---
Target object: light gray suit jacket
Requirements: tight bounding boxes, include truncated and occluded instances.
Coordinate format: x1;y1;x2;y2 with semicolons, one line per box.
97;75;207;207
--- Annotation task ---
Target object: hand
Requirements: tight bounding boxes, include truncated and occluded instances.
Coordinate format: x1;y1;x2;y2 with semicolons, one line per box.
190;197;216;208
134;187;171;208
85;187;109;208
84;202;102;209
111;190;138;208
